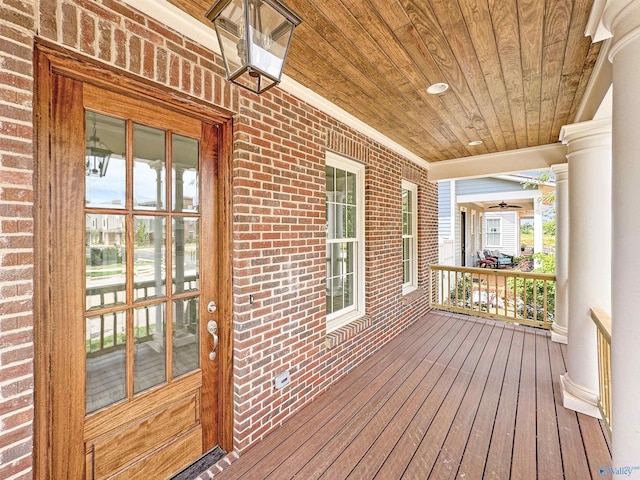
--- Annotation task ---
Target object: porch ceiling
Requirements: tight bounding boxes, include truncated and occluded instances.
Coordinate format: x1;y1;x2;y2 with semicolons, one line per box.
169;0;600;164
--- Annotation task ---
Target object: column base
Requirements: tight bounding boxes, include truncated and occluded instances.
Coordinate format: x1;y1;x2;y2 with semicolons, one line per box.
560;373;602;419
551;323;568;344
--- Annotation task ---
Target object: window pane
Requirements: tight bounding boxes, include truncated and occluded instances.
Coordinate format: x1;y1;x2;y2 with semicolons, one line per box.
85;111;126;209
346;205;356;238
173;297;199;378
335;203;346;239
134;216;166;301
345;242;354;274
172;134;199;212
173;218;199;293
134;303;166;394
326;166;335;195
336;168;346;196
326;203;335;240
86;214;126;310
86;311;126;413
344;273;354;308
346;171;356;205
134;124;166;210
403;238;411;283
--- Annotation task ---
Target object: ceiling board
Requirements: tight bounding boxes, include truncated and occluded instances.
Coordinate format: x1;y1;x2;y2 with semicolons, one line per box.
168;0;601;163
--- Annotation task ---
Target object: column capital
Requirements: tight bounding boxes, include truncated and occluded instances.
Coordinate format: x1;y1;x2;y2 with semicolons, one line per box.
604;0;640;61
560;119;612;158
551;163;568;182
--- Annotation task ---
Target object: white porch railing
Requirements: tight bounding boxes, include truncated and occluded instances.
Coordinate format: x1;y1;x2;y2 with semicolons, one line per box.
592;307;612;436
430;265;556;329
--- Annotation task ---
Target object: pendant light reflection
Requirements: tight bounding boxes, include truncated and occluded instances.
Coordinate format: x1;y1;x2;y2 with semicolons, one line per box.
206;0;302;94
86;112;113;178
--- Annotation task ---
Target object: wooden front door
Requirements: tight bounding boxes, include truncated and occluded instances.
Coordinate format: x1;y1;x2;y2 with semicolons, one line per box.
37;53;228;478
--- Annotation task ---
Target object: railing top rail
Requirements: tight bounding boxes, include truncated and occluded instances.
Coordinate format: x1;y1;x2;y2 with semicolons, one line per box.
591;307;612;343
430;264;556;281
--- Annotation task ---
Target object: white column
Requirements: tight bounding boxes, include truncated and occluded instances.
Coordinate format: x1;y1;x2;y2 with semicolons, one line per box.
533;197;543;254
559;119;611;418
604;0;640;470
551;164;568;344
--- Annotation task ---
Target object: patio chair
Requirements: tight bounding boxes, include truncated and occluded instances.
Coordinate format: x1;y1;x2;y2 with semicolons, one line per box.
489;250;514;267
477;250;498;268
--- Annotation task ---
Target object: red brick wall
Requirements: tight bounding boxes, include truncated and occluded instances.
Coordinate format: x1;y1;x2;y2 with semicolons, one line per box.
0;0;36;478
0;0;438;477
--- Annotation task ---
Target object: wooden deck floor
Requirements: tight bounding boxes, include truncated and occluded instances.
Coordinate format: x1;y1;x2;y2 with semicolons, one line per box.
214;312;611;480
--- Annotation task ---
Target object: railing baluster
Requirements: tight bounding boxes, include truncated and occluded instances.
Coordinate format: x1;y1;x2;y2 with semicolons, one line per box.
592;307;612;436
429;265;555;329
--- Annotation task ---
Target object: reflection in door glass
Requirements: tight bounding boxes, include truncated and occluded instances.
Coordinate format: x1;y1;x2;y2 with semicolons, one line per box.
85;111;126;209
86;311;126;413
134;303;166;394
173;297;199;378
173;218;199;293
173;134;199;212
86;214;126;310
133;216;166;301
134;124;166;210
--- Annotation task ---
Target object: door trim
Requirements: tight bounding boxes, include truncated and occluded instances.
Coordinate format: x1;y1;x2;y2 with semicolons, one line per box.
33;40;234;478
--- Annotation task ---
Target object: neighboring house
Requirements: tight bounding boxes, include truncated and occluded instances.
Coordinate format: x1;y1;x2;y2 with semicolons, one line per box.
438;174;553;266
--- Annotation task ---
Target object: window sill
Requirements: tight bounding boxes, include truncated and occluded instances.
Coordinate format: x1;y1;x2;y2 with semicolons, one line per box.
402;287;424;305
326;313;371;350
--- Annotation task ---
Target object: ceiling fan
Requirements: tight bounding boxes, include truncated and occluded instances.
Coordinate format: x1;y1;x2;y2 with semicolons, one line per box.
488;201;522;209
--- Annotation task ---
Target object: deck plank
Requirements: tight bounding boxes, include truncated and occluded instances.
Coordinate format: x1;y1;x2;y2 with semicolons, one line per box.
443;325;515;480
548;338;592;479
279;317;479;479
427;325;508;479
212;313;611;480
217;314;448;479
379;321;495;478
483;327;525;479
535;333;563;479
510;329;538;480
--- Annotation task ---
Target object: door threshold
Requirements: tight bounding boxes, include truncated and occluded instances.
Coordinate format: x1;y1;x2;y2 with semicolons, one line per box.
170;446;227;480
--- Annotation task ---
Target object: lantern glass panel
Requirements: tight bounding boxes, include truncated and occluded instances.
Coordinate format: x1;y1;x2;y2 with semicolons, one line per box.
248;1;293;79
214;0;247;78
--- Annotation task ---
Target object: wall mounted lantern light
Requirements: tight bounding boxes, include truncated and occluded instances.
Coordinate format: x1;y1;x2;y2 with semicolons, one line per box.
206;0;302;94
86;113;112;178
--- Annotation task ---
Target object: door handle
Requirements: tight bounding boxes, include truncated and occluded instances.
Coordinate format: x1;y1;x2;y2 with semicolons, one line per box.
207;320;218;361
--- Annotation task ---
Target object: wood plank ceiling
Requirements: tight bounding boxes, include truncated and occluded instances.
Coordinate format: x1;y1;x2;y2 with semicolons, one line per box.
170;0;601;163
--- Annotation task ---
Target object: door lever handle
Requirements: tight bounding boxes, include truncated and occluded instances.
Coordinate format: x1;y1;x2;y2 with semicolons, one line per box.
207;320;218;361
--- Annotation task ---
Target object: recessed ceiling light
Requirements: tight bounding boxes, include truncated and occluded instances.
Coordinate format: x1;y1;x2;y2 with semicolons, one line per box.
427;82;449;95
468;140;483;146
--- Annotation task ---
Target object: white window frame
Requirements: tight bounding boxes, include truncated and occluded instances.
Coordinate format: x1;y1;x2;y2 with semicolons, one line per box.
486;217;502;247
402;180;418;295
325;152;365;332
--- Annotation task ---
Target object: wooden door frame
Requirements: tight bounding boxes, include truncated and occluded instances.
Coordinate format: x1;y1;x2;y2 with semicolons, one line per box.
33;40;234;478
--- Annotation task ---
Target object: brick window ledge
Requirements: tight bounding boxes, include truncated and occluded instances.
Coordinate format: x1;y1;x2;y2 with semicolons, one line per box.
326;315;372;350
402;288;425;305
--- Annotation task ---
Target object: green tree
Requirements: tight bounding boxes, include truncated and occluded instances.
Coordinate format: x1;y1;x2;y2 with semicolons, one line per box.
543;220;556;236
135;220;149;246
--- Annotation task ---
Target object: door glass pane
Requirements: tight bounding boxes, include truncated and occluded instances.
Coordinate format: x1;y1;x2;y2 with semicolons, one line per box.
85;111;126;209
173;297;199;378
86;311;126;413
173;134;199;212
134;303;166;394
173;217;199;293
86;214;126;310
134;216;166;301
134;124;166;210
